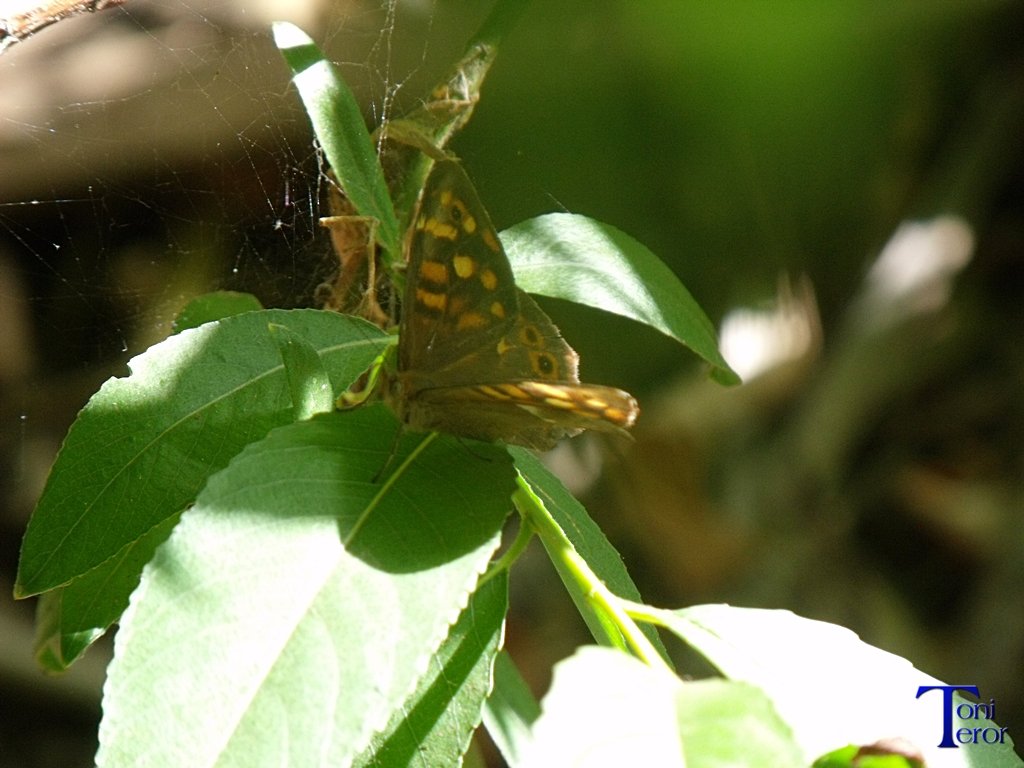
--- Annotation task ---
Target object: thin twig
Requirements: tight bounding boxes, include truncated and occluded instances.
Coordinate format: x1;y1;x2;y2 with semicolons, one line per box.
0;0;126;54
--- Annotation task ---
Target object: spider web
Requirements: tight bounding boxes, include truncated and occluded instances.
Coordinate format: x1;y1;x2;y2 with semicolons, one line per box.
0;0;471;375
0;0;495;585
0;4;500;762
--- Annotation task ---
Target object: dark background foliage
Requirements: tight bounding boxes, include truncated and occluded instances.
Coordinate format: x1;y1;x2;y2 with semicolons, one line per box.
1;1;1022;765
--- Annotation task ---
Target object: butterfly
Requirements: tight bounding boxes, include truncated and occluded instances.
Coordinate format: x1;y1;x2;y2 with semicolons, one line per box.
386;159;638;451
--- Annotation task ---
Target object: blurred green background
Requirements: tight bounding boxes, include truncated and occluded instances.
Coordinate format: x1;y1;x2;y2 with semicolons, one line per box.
1;1;1022;764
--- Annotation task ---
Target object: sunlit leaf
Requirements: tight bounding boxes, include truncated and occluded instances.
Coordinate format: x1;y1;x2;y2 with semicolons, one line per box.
503;213;739;384
482;651;542;766
16;310;389;665
269;322;334;420
96;407;515;768
273;22;401;259
355;573;509;767
523;647;799;767
172;291;263;333
666;605;1022;767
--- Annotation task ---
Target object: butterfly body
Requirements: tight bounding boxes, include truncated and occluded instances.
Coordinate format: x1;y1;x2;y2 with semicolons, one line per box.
389;159;637;451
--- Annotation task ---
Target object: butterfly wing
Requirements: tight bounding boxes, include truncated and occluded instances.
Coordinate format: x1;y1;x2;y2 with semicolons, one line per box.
399;159;521;380
395;159;638;449
410;380;638;450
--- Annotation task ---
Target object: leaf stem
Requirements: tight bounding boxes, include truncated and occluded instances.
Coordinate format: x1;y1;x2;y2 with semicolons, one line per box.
479;514;534;586
513;474;670;671
619;599;675;629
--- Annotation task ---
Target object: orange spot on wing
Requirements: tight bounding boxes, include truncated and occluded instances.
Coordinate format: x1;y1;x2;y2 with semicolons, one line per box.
416;288;447;311
497;384;531;400
424;217;458;240
456;311;488;330
543;397;577;410
453;255;476;278
476;385;512;401
480;268;498;291
419;260;448;284
526;382;570;400
482;229;501;253
603;407;629;424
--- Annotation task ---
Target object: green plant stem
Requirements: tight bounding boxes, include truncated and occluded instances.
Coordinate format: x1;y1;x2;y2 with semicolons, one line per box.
513;475;670;672
479;514;534;586
618;599;675;629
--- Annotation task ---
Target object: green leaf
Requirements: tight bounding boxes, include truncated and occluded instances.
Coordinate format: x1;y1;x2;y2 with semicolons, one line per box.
269;322;334;419
509;448;669;661
17;309;386;594
814;743;924;768
675;678;802;768
524;647;800;767
524;647;684;765
33;512;180;670
666;605;1023;767
355;572;509;768
482;651;542;767
33;589;101;673
16;311;389;661
272;22;401;259
502;213;740;385
96;407;515;768
172;291;263;333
